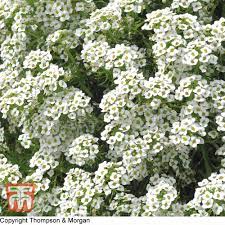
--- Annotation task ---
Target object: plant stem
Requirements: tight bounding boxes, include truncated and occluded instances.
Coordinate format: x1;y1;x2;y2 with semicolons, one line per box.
199;145;212;177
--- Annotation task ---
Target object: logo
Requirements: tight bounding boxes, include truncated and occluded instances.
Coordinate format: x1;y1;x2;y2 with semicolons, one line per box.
6;183;35;212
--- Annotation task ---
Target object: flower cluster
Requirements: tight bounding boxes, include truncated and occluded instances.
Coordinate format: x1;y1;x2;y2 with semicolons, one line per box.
28;187;61;216
85;3;122;35
143;175;178;215
65;134;99;166
23;50;52;70
81;40;146;72
186;172;225;216
57;161;130;216
110;0;147;13
0;154;22;184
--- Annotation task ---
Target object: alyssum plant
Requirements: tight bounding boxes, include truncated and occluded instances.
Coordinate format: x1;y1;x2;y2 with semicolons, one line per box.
0;0;225;216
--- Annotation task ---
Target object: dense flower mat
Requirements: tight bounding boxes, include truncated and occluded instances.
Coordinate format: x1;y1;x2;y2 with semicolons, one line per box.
0;0;225;216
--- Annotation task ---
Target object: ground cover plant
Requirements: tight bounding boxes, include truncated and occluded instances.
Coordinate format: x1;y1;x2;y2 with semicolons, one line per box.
0;0;225;216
